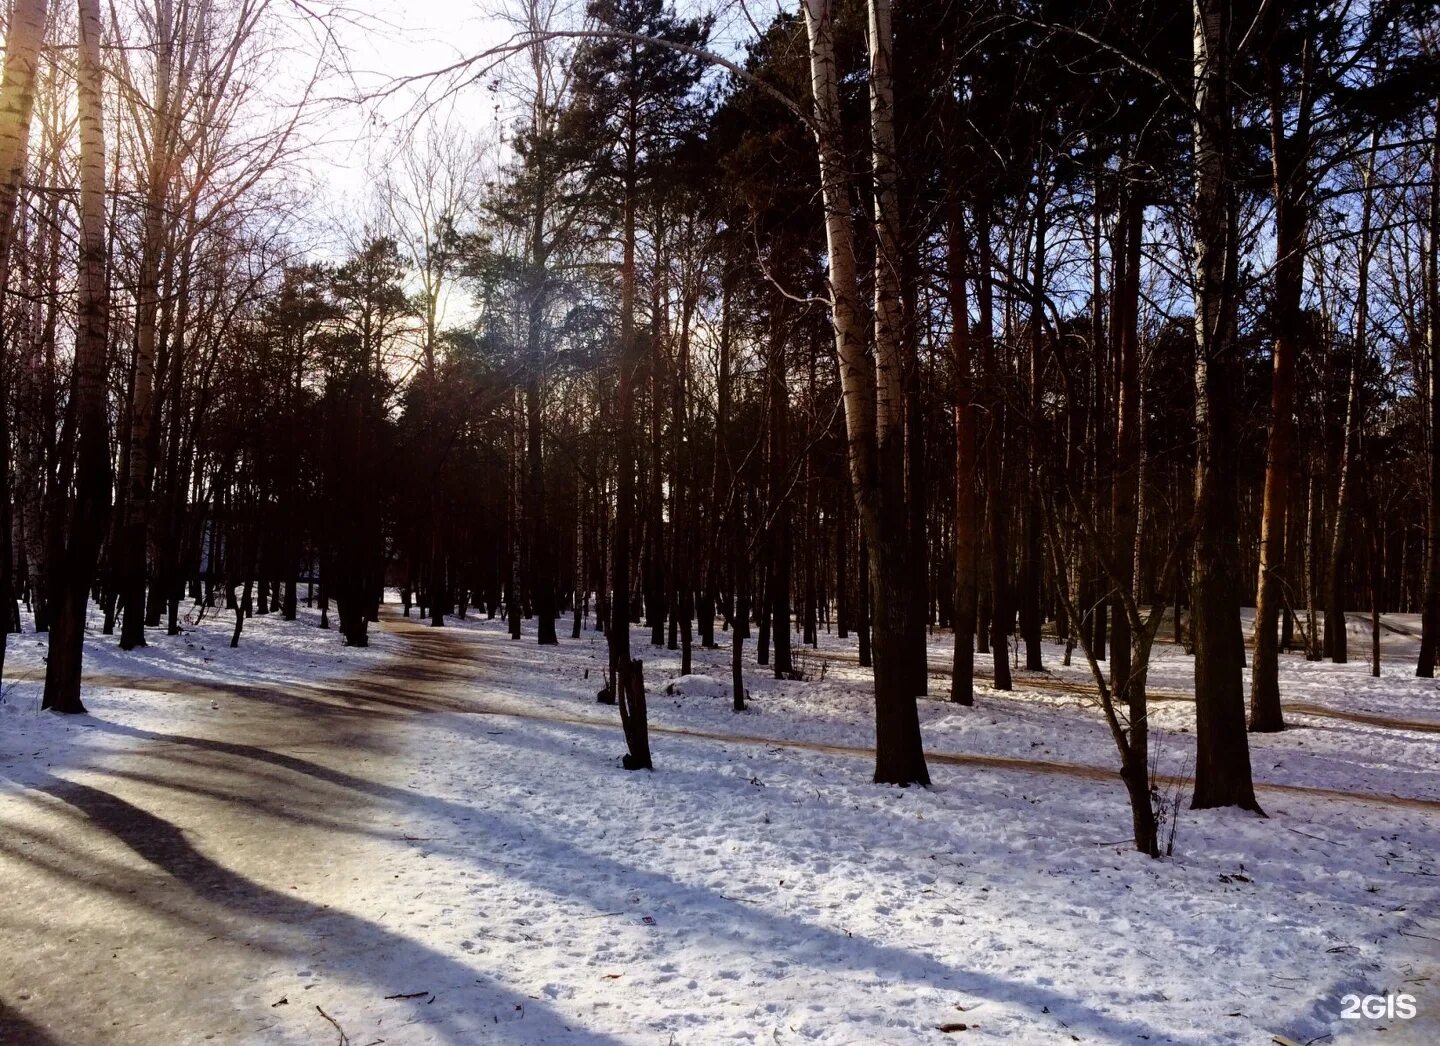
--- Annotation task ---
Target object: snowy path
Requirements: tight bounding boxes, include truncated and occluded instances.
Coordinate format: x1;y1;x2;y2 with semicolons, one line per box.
88;635;1429;817
1;607;1438;1043
0;614;508;1044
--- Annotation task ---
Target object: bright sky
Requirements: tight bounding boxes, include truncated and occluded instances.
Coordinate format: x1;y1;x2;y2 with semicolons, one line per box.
294;0;780;225
273;0;783;319
286;0;513;248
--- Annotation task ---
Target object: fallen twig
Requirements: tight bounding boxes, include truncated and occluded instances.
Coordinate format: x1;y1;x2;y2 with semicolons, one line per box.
1399;930;1440;942
1285;827;1335;844
316;1004;350;1046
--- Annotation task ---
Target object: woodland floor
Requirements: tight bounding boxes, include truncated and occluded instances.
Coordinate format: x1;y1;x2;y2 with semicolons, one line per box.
0;602;1438;1044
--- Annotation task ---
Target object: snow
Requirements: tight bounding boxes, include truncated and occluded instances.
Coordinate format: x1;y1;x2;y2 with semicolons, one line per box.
0;601;395;790
662;673;730;699
1;600;1437;1044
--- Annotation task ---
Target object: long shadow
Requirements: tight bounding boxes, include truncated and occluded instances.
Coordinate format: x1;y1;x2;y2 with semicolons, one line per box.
448;711;1440;1044
0;819;244;942
91;674;402;722
95;765;410;839
94;670;471;720
402;722;1188;1042
0;999;63;1045
79;618;489;722
40;615;1180;1040
1286;888;1440;1044
21;769;623;1046
75;715;1174;1043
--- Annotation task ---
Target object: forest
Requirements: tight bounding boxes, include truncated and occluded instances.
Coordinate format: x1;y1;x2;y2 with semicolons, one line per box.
0;0;1438;1041
5;0;1435;837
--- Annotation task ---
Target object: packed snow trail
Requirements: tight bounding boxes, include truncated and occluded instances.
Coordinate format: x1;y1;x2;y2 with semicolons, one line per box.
0;614;602;1044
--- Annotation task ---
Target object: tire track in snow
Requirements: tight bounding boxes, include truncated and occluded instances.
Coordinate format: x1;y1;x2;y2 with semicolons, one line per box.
811;648;1440;735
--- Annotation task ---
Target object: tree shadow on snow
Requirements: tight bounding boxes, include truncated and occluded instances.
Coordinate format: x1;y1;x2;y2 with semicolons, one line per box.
3;765;623;1046
68;712;1173;1044
0;998;64;1044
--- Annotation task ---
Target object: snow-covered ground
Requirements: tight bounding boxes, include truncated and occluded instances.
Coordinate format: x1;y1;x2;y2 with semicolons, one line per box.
253;609;1440;1044
2;598;396;691
1;600;1437;1044
0;601;396;793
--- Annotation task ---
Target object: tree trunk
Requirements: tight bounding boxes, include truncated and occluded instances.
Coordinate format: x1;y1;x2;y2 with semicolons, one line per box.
646;241;667;649
573;478;586;638
0;0;47;269
1370;497;1382;678
617;658;652;770
1304;469;1321;659
508;392;523;639
1324;135;1377;665
857;531;872;668
526;192;557;643
1020;180;1047;673
1188;0;1260;812
977;202;1012;692
803;0;928;785
608;94;651;769
1250;74;1309;727
1420;100;1440;677
947;190;977;706
1110;187;1143;716
0;0;49;679
768;314;793;680
0;401;14;680
117;0;174;651
43;0;113;715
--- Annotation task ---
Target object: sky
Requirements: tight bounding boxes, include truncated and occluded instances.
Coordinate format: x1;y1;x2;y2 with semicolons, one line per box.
269;0;783;327
282;0;514;247
289;0;780;230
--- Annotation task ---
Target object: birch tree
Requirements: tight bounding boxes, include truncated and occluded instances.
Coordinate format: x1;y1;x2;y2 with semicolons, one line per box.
803;0;928;785
43;0;114;713
0;0;49;682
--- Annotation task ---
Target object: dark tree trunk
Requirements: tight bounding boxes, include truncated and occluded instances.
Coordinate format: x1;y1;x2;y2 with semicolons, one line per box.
857;533;872;668
1189;0;1260;812
526;371;557;644
1421;102;1440;677
769;320;793;680
608;118;651;769
1249;44;1312;729
525;186;558;645
230;576;252;648
0;0;49;674
836;492;850;640
731;623;745;712
947;190;977;706
1019;182;1047;673
978;206;1012;692
42;0;112;715
1109;187;1143;707
617;658;652;770
0;398;14;682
